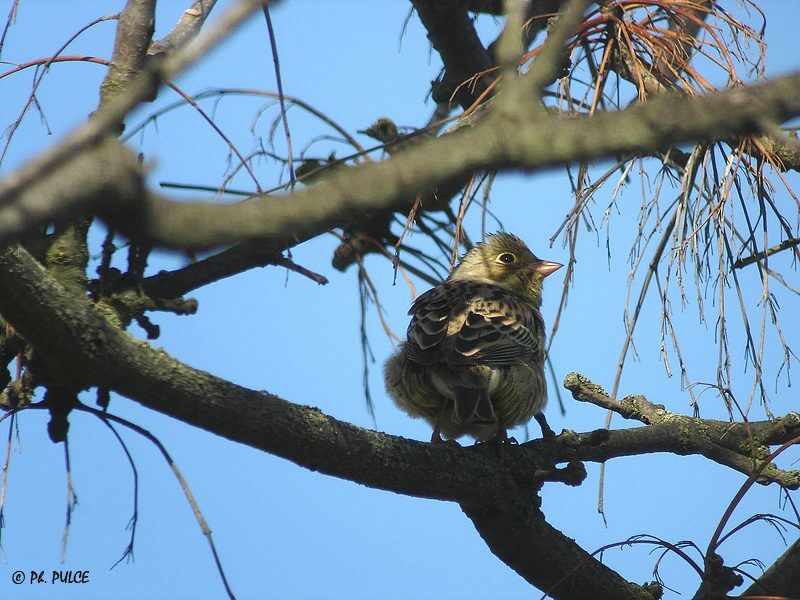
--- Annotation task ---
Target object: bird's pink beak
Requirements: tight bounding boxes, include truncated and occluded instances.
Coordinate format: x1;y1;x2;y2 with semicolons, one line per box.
532;260;563;278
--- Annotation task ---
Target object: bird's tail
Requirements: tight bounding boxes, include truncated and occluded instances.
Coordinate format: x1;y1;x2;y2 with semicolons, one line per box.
452;386;495;424
451;366;496;424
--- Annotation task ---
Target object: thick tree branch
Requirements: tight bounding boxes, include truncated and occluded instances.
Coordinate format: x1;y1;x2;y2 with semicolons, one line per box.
116;70;800;250
1;244;799;597
99;0;156;108
52;0;157;337
2;246;799;496
0;243;662;599
3;68;800;256
0;138;144;248
410;0;494;108
465;0;506;15
462;493;661;600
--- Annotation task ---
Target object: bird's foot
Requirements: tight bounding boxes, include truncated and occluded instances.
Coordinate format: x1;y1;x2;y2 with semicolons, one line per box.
491;427;511;445
430;430;461;447
475;429;513;460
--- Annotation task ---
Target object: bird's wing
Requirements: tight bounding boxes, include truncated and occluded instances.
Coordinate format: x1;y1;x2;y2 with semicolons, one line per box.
404;286;453;362
405;282;542;367
450;291;541;367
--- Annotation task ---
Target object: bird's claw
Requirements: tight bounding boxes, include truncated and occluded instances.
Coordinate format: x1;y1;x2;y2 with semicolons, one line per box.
430;431;461;447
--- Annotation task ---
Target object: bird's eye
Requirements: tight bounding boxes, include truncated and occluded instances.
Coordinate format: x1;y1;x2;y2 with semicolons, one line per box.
497;252;516;264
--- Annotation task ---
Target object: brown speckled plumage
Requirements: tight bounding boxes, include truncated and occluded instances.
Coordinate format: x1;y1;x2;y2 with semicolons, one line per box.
384;233;561;442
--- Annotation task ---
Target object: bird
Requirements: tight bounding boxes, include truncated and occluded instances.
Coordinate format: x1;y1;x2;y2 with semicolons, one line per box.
384;232;562;443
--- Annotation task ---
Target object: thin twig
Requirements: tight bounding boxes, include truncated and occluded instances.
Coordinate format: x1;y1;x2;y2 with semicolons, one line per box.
706;432;800;562
0;13;118;166
262;6;294;187
0;55;109;81
271;256;328;285
60;438;79;563
0;0;20;59
0;0;266;204
0;411;16;548
95;416;140;569
76;404;236;599
733;236;800;269
166;81;263;192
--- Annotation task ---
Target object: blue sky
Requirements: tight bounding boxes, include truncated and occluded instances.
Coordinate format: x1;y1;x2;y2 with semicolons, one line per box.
1;1;799;598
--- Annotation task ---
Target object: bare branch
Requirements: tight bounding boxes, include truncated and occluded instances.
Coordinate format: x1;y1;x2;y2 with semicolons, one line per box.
0;0;267;208
114;70;800;250
150;0;219;55
564;372;800;488
1;244;799;597
733;236;800;269
462;494;660;600
522;0;591;96
99;0;156;108
410;0;494;107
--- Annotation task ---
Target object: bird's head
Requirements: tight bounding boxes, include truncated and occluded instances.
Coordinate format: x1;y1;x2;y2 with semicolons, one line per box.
448;232;562;306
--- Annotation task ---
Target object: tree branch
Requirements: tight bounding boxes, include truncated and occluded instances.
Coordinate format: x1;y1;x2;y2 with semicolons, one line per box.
410;0;494;108
3;67;800;256
0;0;266;208
113;70;800;250
149;0;219;56
0;242;664;599
99;0;156;109
521;0;590;97
741;537;800;598
563;373;800;489
462;493;661;600
733;236;800;269
1;243;799;597
140;242;284;299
